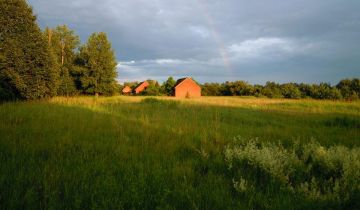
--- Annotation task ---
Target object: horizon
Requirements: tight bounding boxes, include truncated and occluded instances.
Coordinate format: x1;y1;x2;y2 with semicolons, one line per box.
28;0;360;84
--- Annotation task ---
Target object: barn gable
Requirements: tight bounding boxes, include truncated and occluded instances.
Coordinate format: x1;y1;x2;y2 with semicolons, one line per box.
122;86;132;94
174;77;201;97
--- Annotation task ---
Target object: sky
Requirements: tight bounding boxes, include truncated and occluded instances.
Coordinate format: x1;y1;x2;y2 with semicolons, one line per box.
28;0;360;84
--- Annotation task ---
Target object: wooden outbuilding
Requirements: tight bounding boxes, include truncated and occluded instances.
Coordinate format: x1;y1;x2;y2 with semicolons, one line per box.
134;81;149;94
122;86;132;94
174;77;201;98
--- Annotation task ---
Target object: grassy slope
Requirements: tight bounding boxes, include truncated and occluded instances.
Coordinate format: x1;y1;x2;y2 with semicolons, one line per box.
0;96;359;209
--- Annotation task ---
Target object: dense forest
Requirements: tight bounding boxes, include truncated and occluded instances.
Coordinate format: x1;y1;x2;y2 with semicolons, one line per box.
0;0;118;102
1;0;359;102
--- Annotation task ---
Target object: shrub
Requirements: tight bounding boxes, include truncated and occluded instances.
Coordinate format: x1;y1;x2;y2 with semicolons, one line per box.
224;137;360;207
281;83;302;99
141;80;162;96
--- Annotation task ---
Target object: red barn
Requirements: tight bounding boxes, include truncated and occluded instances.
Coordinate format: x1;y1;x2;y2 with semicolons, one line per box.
174;77;201;98
134;81;149;94
122;86;132;94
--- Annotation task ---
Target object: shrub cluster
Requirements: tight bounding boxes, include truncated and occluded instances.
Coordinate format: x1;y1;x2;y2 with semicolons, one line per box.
202;79;359;100
224;137;360;208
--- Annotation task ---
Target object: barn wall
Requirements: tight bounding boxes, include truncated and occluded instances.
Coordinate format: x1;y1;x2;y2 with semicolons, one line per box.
175;79;201;97
122;86;132;93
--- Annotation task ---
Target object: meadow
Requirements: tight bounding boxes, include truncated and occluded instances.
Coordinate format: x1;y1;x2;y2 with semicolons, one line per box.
0;96;359;210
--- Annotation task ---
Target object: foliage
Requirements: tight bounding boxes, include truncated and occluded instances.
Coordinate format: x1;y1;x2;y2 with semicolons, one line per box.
45;25;80;96
336;78;360;100
77;32;118;96
45;25;80;67
57;66;78;96
0;0;58;101
141;80;162;96
201;83;223;96
261;82;283;98
222;81;254;96
162;76;176;96
309;83;342;100
281;83;302;99
199;79;359;100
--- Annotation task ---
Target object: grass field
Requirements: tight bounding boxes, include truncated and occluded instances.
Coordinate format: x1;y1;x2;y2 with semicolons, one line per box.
0;96;359;209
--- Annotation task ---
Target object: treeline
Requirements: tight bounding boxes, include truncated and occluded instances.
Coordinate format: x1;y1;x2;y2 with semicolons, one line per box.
125;77;360;100
201;79;360;100
0;0;118;102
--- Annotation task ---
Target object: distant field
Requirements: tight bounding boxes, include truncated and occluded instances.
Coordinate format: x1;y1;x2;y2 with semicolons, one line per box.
0;96;359;209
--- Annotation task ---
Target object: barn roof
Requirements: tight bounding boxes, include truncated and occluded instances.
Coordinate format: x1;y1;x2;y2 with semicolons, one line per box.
122;86;132;92
134;81;149;90
175;77;199;88
174;78;188;87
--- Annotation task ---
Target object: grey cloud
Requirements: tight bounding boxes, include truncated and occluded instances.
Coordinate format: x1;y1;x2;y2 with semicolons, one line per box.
28;0;360;84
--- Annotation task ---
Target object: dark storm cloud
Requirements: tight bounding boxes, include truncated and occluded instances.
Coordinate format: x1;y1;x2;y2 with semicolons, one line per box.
28;0;360;84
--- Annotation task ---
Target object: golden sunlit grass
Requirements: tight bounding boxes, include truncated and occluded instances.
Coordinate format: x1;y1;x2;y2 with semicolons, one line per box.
0;96;359;209
50;95;360;115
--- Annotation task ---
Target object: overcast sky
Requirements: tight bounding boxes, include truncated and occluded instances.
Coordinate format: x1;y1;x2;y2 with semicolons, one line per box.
28;0;360;84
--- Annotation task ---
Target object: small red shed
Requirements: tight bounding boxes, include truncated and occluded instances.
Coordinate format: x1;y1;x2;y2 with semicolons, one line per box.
174;77;201;98
122;86;132;94
134;81;149;94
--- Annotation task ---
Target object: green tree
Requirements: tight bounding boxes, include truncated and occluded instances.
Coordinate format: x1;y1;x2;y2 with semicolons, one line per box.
261;82;282;98
336;79;353;99
298;83;312;98
253;84;263;97
142;80;161;96
350;78;360;95
281;83;301;99
310;83;342;100
45;25;80;67
202;83;222;96
45;25;80;96
0;0;58;101
162;76;176;96
77;32;117;96
222;81;254;96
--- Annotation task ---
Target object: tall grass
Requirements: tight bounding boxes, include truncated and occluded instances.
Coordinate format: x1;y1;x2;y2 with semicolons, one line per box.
0;96;359;209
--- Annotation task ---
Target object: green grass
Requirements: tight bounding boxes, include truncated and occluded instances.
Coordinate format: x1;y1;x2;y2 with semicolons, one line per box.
0;96;359;209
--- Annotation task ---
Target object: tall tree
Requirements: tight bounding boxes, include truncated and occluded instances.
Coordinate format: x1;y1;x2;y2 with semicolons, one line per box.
45;25;80;67
77;32;117;96
142;80;161;96
0;0;58;101
44;25;80;96
162;76;176;96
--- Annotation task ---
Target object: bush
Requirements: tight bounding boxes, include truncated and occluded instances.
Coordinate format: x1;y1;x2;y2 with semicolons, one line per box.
261;82;283;98
310;83;343;100
281;83;302;99
225;137;360;207
141;80;162;96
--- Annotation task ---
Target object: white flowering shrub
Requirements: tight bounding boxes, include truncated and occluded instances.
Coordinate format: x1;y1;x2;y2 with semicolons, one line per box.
224;137;360;205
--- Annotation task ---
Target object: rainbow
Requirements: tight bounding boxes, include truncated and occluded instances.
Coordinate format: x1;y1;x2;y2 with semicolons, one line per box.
195;0;231;71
